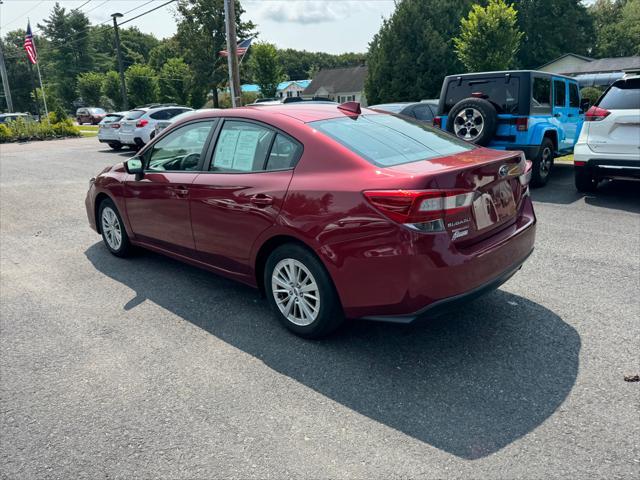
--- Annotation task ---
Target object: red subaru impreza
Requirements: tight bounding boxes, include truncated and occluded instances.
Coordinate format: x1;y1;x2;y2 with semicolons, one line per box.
86;102;535;338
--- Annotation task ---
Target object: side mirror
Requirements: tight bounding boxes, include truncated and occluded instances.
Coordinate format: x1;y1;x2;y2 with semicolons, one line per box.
125;158;143;175
580;98;591;112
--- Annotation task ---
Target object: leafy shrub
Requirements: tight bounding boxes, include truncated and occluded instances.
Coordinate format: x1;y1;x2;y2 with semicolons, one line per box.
0;117;81;143
580;87;603;106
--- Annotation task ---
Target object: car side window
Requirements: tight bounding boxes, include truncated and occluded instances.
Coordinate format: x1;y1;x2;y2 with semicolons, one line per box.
553;80;566;107
413;104;434;121
210;121;275;173
569;83;580;108
532;77;551;113
150;110;170;120
266;134;302;171
144;121;216;172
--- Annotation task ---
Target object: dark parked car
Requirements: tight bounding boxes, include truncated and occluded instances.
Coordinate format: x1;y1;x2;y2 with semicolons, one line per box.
76;107;106;125
369;100;438;122
86;103;536;338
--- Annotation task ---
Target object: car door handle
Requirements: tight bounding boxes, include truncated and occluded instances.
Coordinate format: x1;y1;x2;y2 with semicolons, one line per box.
567;113;575;117
553;113;562;118
249;194;273;206
172;186;189;198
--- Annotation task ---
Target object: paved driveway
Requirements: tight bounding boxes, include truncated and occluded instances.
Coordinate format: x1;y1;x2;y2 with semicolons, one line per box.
1;137;638;478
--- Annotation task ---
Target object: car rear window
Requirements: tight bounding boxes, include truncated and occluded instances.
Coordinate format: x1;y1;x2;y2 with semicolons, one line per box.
597;78;640;110
124;110;146;120
310;114;475;167
103;114;122;122
444;77;519;114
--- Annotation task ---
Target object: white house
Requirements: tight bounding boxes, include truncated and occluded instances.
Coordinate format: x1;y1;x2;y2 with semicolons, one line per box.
302;66;368;106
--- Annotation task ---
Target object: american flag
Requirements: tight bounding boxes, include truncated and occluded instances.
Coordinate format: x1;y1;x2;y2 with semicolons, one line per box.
219;38;252;57
24;22;38;64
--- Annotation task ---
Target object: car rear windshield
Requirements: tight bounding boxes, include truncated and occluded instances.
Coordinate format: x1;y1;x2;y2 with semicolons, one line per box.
103;114;122;122
310;114;475;167
124;110;145;120
444;76;519;114
597;78;640;110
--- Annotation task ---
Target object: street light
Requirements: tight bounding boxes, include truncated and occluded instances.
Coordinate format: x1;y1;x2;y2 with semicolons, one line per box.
111;13;128;110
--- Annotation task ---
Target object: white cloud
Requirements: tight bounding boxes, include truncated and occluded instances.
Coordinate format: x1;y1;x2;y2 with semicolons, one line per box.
258;1;363;25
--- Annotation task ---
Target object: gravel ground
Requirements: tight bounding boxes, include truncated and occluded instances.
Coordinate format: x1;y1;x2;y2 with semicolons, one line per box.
1;137;639;479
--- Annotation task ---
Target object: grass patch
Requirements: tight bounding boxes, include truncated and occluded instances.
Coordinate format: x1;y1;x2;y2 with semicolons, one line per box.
78;125;99;131
80;130;98;137
556;154;574;163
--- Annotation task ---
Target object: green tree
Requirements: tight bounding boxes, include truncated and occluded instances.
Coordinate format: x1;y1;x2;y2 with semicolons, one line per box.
248;42;285;98
275;49;367;80
175;0;256;107
580;86;603;106
512;0;594;68
125;64;159;107
38;2;93;107
76;72;103;106
102;71;123;109
90;25;160;73
591;0;640;57
159;58;192;105
149;38;184;71
1;29;39;113
454;0;523;71
366;0;473;104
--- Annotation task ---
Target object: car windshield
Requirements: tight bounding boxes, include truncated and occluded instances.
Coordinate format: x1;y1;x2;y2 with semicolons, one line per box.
310;114;475;167
444;77;520;114
598;78;640;110
124;110;146;120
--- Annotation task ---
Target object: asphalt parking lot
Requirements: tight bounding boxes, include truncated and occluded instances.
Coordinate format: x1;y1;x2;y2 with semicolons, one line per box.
1;137;638;479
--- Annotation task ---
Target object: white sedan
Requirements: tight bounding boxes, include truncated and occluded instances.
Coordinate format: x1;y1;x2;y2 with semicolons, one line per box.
118;105;192;149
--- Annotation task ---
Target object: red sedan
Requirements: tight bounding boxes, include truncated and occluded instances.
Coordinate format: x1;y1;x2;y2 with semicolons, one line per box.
86;102;536;338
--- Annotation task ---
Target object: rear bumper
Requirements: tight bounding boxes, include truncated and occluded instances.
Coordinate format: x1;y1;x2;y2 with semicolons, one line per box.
335;197;537;320
363;249;532;323
98;137;121;144
575;158;640;179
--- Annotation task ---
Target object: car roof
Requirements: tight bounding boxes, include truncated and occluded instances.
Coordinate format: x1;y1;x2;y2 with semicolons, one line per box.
240;103;383;123
443;70;577;81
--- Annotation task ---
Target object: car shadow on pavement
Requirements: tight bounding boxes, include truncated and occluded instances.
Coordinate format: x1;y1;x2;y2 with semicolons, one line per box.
532;163;640;213
85;243;580;460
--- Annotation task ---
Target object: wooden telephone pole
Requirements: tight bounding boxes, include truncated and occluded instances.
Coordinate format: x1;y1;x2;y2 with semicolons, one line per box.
223;0;242;107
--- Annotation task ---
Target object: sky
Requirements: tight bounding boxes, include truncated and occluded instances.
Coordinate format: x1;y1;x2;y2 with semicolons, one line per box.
0;0;397;54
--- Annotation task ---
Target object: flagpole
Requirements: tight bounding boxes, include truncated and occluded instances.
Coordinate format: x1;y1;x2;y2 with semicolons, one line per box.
28;18;48;121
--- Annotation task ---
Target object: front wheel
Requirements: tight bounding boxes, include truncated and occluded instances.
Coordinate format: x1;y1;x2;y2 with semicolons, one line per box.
98;198;133;257
264;244;344;338
531;138;555;188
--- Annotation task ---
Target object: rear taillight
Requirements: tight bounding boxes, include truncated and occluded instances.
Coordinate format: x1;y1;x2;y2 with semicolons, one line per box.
363;189;474;232
515;117;528;131
574;160;586;167
136;119;149;128
433;116;442;128
584;106;610;122
519;160;533;196
111;123;120;129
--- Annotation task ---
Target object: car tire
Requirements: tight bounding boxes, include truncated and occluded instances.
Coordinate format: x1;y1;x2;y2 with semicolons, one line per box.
108;142;123;151
98;198;133;257
575;167;597;193
531;137;555;188
264;244;344;339
446;97;497;146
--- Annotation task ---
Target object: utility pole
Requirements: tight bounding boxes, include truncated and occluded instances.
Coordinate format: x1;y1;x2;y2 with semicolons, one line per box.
0;42;14;112
111;13;128;110
223;0;241;107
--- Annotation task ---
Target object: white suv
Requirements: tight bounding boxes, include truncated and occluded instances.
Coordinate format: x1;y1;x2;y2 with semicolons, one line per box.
118;105;192;149
574;75;640;192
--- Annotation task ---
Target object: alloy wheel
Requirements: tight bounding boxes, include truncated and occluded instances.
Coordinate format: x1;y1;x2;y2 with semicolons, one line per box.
271;258;320;326
453;108;484;141
101;206;122;251
540;147;552;178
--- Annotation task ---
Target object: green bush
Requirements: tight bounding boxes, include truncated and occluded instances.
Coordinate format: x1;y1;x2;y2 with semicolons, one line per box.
580;87;603;106
0;117;81;143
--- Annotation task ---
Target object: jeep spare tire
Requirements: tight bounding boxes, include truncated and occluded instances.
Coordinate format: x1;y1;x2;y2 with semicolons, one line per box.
446;97;497;146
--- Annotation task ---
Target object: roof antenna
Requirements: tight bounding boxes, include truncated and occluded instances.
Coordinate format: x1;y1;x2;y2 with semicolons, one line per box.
338;101;361;115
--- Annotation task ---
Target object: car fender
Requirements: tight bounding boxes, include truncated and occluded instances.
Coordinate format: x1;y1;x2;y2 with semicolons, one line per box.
528;120;559;150
93;167;135;238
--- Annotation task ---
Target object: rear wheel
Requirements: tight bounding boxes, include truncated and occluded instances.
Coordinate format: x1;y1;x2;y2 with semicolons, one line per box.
264;244;344;338
531;137;555;187
108;142;123;151
575;167;598;193
98;198;133;257
446;97;498;146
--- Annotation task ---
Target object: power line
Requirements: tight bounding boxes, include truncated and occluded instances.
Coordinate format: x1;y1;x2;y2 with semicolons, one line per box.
0;0;46;31
83;0;111;15
122;0;159;17
119;0;177;26
73;1;94;12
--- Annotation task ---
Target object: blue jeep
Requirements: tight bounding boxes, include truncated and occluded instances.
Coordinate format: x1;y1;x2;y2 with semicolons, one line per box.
435;70;585;187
